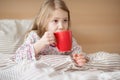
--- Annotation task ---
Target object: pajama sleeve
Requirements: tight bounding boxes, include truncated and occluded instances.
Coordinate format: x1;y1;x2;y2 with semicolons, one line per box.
14;31;37;62
71;37;82;54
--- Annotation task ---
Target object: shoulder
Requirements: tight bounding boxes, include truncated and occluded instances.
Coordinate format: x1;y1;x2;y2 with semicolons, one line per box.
28;30;37;36
24;30;40;43
25;30;39;38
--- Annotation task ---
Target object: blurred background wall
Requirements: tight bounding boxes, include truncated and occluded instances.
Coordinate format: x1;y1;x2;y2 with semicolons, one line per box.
0;0;120;53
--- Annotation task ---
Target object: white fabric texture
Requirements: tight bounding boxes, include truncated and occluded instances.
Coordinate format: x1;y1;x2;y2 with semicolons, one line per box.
0;19;32;54
0;51;120;80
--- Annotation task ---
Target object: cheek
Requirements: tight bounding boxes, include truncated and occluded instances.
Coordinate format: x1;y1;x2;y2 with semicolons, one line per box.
65;25;69;30
65;22;69;29
47;23;57;31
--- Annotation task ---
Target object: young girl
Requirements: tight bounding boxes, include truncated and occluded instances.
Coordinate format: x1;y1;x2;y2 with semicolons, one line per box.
14;0;87;66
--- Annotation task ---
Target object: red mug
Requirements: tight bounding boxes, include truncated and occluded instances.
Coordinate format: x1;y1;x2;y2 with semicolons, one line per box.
54;30;72;52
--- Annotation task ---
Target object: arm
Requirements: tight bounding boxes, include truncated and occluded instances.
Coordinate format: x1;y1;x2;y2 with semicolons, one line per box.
14;31;38;62
14;31;56;62
71;37;88;66
71;37;82;54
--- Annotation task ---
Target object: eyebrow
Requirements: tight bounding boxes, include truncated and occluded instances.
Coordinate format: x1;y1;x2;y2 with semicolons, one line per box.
53;17;68;19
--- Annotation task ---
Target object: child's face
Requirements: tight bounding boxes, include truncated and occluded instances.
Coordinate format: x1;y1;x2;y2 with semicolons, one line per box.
47;9;69;32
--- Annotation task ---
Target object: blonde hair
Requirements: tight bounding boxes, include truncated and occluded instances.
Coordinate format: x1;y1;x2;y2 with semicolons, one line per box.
30;0;71;37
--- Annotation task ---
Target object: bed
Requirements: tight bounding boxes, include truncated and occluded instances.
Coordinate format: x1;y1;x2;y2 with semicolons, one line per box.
0;19;120;80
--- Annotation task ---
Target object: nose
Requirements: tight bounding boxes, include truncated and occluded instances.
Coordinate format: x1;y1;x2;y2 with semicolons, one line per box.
58;22;64;30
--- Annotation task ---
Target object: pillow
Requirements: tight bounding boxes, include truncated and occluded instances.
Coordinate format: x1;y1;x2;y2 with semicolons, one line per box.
0;19;33;54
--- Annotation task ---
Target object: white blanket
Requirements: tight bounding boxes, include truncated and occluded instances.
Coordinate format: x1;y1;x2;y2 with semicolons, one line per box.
0;51;120;80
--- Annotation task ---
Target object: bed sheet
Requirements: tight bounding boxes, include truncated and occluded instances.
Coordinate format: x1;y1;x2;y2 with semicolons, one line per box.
0;52;120;80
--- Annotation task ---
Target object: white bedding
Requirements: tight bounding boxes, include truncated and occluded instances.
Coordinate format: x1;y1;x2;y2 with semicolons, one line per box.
0;19;120;80
0;52;120;80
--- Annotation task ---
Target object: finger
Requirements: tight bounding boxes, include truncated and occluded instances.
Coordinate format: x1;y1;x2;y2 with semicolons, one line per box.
77;62;85;66
48;32;54;38
72;54;78;58
76;59;87;63
77;54;85;58
74;59;85;66
49;40;56;44
48;38;56;46
72;54;85;58
73;56;85;61
72;54;78;59
48;32;56;42
50;43;56;47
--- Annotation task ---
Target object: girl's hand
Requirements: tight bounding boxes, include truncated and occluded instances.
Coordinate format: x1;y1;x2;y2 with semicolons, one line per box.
40;31;56;47
71;53;88;66
34;31;56;55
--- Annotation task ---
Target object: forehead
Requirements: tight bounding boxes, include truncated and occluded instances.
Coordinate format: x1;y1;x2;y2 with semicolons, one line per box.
50;9;68;19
